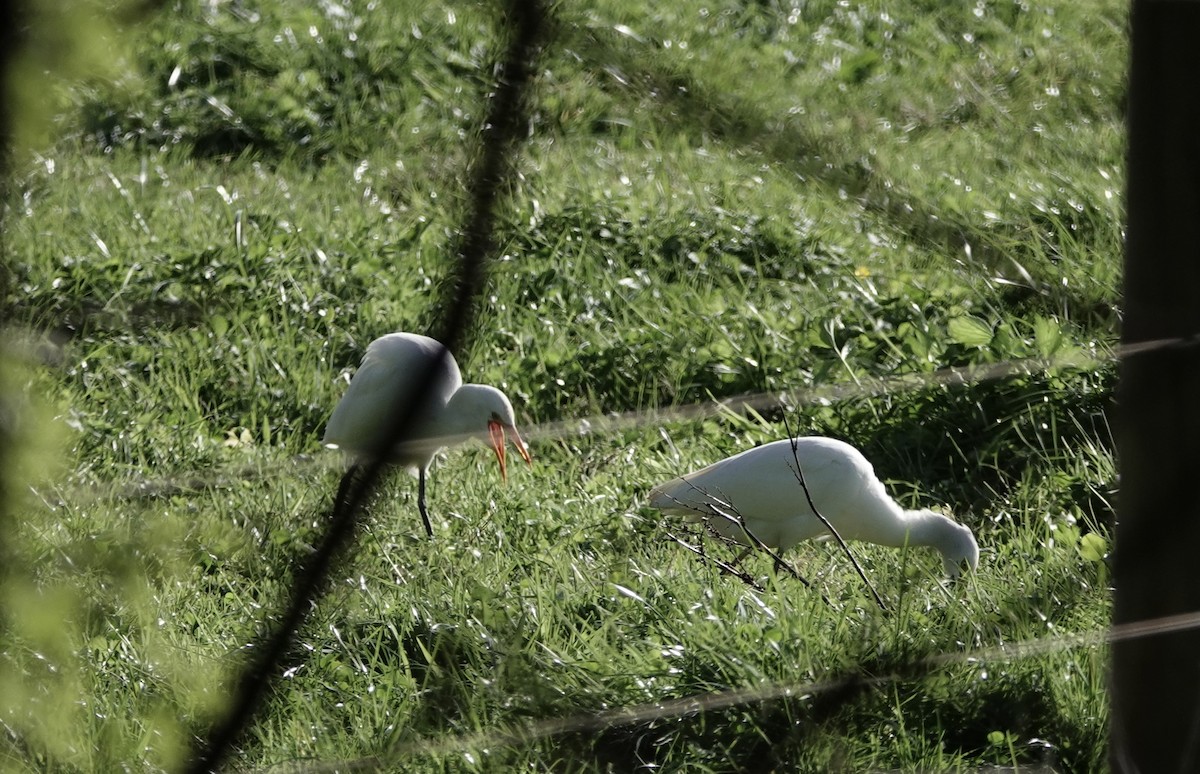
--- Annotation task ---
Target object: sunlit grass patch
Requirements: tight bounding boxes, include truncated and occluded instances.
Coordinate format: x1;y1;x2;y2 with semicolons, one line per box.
0;0;1125;769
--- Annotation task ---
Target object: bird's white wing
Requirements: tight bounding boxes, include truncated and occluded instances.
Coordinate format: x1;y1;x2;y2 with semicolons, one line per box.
323;333;461;459
649;438;871;548
653;441;848;507
782;443;872;514
364;333;463;397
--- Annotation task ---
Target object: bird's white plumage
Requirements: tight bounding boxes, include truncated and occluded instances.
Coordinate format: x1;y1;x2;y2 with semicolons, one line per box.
323;333;463;468
650;437;979;576
323;332;530;537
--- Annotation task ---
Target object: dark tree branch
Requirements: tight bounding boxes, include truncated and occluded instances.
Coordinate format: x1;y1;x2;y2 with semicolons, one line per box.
184;2;547;771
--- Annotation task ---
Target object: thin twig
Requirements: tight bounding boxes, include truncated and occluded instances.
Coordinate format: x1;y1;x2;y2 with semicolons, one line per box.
666;528;764;591
699;499;818;591
779;411;887;611
658;485;825;599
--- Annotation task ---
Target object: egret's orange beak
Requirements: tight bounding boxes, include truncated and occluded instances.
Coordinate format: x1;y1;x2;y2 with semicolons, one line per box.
487;419;532;482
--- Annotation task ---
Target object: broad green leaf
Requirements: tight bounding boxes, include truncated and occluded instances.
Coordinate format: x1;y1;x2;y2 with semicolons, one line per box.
1034;316;1065;358
948;315;994;347
1079;533;1108;563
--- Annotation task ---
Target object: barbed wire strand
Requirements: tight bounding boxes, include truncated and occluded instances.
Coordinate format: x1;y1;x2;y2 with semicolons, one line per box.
245;609;1198;774
24;341;1129;510
182;2;547;772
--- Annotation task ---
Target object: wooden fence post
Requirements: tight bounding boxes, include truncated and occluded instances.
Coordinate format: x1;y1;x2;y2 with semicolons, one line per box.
1112;2;1200;770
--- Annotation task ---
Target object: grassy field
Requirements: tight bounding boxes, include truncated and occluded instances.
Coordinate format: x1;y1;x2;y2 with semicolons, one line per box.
2;0;1124;771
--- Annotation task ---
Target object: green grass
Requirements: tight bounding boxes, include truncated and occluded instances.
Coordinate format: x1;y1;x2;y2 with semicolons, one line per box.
1;0;1123;770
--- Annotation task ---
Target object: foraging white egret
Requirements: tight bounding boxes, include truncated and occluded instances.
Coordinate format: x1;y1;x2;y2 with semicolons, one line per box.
323;332;531;536
649;437;978;577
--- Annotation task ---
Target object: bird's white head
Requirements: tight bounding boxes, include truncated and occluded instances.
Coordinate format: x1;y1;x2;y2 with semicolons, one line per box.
447;384;532;480
921;510;979;578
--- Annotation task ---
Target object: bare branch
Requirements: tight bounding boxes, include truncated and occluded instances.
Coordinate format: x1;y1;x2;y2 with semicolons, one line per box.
779;411;887;611
666;527;764;591
183;2;548;771
657;485;824;598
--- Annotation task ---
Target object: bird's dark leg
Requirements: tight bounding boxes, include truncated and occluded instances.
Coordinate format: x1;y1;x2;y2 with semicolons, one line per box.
418;467;434;537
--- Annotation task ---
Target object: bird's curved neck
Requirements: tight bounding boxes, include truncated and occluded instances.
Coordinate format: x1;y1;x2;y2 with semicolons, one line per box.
896;509;957;550
441;383;491;437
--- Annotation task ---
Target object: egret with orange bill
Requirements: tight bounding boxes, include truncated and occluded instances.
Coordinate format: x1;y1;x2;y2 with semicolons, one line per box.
324;332;531;536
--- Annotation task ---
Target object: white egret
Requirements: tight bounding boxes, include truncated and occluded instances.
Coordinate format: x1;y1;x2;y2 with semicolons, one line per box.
649;437;978;577
324;332;531;536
